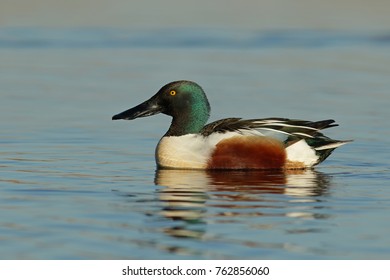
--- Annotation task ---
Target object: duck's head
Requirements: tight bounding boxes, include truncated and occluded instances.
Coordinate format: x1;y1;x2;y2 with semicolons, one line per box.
112;80;211;136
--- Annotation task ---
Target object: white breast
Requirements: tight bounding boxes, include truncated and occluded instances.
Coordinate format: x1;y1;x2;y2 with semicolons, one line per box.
155;132;238;169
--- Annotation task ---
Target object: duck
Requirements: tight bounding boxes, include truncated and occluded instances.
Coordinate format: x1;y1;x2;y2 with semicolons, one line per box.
112;80;350;170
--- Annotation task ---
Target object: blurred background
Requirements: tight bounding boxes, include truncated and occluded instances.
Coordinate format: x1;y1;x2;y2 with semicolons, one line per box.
1;0;390;30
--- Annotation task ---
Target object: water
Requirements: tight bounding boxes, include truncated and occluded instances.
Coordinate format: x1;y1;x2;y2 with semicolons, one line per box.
1;28;390;259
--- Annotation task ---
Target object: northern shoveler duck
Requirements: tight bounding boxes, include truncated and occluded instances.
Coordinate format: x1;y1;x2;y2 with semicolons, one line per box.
112;80;350;170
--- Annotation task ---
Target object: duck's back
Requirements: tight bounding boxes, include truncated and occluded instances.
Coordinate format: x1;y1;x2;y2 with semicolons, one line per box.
156;118;350;170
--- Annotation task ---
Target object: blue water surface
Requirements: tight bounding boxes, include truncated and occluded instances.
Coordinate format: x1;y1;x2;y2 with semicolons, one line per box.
1;28;390;259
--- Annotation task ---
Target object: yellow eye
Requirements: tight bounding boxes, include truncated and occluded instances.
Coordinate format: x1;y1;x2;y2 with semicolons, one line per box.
169;90;176;96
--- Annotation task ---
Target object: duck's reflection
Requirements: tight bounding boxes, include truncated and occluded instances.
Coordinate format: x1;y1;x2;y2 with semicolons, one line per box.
154;168;331;239
155;169;209;239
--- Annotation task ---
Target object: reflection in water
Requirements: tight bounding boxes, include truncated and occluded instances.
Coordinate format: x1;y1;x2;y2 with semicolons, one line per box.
155;169;331;239
155;170;209;239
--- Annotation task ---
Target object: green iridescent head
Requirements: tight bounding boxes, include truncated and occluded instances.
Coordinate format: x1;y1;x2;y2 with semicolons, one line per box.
112;80;211;136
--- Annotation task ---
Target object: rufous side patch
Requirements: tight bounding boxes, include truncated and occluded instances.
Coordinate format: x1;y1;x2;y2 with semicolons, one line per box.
207;136;286;170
